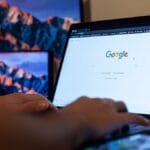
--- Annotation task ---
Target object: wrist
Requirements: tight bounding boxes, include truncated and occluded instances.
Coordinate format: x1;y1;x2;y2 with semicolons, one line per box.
58;109;92;149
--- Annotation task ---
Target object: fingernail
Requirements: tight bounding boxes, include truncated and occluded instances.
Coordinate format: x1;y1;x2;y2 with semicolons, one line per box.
144;118;150;125
37;102;49;111
48;103;58;111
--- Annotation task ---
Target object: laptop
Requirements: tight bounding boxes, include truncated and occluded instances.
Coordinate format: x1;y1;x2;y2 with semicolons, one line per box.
0;51;53;99
51;16;150;139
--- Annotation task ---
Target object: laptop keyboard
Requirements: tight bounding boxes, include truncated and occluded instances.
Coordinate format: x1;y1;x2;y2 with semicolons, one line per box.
129;125;150;134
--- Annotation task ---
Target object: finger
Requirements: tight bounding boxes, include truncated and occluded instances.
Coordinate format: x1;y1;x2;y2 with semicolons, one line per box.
100;114;150;138
92;98;115;105
0;93;26;104
25;94;49;102
94;114;150;140
102;99;128;113
21;94;57;112
21;100;50;113
91;98;118;113
3;93;49;103
1;93;57;113
117;113;150;126
115;101;128;112
1;93;47;104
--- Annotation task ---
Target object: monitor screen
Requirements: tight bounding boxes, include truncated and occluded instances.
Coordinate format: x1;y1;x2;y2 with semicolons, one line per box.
0;51;51;98
0;0;81;58
7;0;81;21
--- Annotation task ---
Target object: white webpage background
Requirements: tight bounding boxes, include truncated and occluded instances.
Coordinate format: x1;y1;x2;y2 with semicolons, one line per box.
53;32;150;114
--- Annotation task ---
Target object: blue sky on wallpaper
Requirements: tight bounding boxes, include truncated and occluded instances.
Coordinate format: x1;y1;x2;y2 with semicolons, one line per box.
7;0;81;21
0;52;48;76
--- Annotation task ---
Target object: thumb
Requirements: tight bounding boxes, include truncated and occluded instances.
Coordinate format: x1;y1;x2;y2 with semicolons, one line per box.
20;94;57;113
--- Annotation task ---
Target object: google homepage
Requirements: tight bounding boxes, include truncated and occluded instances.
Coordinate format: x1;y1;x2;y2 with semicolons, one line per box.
54;32;150;114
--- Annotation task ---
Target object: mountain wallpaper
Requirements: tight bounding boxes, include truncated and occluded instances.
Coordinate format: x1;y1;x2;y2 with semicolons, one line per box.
0;1;79;58
0;60;49;96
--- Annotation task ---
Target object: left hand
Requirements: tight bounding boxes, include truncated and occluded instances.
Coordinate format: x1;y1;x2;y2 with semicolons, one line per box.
0;93;57;113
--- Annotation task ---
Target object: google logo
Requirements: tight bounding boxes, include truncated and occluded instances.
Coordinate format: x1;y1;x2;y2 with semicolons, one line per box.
106;51;128;59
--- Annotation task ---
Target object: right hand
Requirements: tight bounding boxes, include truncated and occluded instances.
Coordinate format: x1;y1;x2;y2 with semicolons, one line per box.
60;96;150;148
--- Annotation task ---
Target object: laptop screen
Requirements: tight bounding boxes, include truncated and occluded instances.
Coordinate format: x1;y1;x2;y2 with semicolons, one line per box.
53;19;150;115
0;51;52;98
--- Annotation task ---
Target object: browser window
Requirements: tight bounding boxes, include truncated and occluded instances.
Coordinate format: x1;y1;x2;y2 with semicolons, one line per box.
53;27;150;114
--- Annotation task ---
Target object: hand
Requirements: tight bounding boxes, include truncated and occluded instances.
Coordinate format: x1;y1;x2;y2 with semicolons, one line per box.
0;96;149;150
60;97;150;148
0;93;57;113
